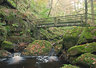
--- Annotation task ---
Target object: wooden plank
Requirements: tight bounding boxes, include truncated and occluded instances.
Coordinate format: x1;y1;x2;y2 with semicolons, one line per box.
37;23;83;28
57;21;82;24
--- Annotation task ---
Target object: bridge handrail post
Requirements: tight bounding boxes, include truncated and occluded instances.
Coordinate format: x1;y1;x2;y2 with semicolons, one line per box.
53;17;58;26
81;15;83;25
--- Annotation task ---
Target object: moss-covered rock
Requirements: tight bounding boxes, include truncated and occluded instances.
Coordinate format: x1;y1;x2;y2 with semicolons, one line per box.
63;27;83;50
77;27;96;44
1;41;14;50
63;27;96;50
40;27;65;53
0;26;7;44
74;53;96;68
61;64;80;68
0;50;11;57
22;40;52;56
68;42;96;56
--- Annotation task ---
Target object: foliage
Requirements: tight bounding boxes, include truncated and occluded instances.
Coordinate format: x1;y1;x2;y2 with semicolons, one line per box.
17;0;49;18
0;26;7;43
7;0;16;8
7;36;33;43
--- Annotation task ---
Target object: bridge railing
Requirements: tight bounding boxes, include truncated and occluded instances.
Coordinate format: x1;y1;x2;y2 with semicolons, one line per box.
36;14;85;27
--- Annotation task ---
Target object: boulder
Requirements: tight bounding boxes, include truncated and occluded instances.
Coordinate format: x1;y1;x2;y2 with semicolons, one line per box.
63;27;96;50
78;27;96;44
0;50;11;57
74;53;96;68
63;27;83;50
22;40;52;56
68;42;96;56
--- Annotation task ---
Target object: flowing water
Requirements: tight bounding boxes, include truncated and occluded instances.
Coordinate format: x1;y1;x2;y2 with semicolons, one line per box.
0;53;64;68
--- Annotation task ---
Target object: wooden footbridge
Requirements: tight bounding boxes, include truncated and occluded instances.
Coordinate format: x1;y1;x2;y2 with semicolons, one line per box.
35;14;86;28
32;0;95;39
34;0;95;28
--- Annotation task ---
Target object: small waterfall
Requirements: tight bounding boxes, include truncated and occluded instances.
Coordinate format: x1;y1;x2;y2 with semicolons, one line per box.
48;47;56;56
36;47;58;63
7;53;24;64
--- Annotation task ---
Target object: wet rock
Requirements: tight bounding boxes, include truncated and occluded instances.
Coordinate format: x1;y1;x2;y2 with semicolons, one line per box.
22;40;52;56
68;42;96;56
61;64;80;68
0;50;11;57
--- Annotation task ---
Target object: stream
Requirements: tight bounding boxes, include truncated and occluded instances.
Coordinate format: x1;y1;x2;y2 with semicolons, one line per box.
0;51;64;68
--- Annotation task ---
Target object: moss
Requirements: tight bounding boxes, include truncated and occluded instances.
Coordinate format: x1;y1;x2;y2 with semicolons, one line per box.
7;0;16;8
0;50;11;57
61;64;80;68
1;41;14;49
0;26;7;43
78;27;96;44
63;27;96;50
0;7;29;36
22;40;52;56
74;53;96;68
68;42;96;56
7;36;33;43
63;27;83;50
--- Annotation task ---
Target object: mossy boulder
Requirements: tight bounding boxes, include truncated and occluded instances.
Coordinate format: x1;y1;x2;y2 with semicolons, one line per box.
63;27;96;50
78;27;96;44
63;27;83;50
1;41;14;50
68;42;96;56
74;53;96;68
61;64;80;68
0;50;11;57
22;40;52;56
0;26;7;44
